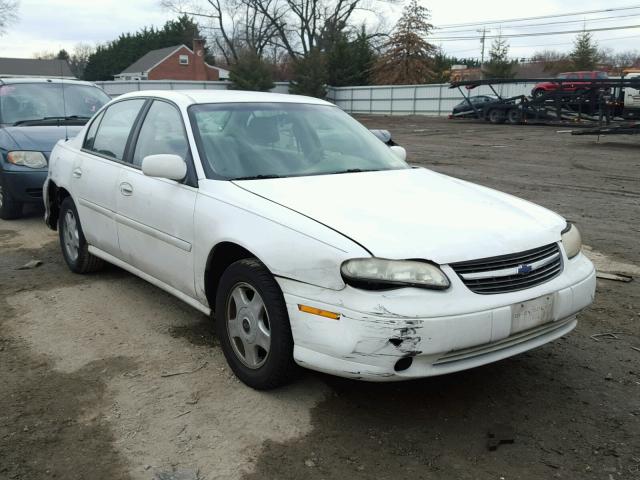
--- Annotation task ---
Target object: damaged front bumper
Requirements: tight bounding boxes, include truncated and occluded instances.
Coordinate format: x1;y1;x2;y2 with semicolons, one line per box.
278;252;596;381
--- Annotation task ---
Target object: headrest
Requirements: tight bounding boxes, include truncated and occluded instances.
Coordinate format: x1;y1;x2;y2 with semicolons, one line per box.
247;116;279;145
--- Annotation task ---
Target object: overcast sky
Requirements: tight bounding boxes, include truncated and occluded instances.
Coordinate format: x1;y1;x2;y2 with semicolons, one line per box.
1;0;638;60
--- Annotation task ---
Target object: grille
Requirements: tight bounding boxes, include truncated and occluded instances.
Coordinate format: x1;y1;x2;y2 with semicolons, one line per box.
450;243;562;294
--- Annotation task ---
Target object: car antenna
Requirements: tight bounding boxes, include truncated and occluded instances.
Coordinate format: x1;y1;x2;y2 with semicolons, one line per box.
60;58;69;141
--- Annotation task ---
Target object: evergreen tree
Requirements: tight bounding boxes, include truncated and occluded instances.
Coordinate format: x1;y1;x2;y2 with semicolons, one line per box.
483;35;516;78
326;26;374;86
290;48;327;98
372;0;436;85
229;50;275;91
571;31;599;70
56;49;70;61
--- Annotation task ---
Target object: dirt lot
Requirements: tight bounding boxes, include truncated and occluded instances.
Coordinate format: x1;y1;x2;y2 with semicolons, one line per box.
1;117;639;480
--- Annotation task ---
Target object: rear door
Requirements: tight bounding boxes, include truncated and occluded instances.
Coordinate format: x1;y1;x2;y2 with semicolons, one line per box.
115;99;198;297
74;98;146;256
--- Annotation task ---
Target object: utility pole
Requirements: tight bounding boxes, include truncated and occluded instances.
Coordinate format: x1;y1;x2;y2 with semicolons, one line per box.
478;27;489;79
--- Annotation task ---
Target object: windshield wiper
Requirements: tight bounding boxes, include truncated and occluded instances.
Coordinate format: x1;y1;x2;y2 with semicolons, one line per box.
328;168;382;175
12;115;90;126
232;174;282;180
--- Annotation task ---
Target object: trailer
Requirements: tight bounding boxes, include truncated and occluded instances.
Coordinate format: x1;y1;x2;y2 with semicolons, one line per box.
449;77;640;127
570;122;640;136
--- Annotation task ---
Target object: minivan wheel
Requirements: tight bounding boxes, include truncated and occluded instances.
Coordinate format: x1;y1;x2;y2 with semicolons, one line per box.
215;258;298;390
0;178;23;220
58;197;104;273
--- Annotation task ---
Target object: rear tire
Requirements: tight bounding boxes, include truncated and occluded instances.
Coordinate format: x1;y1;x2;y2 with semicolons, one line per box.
215;258;298;390
488;109;506;124
507;108;522;125
0;176;23;220
58;197;104;273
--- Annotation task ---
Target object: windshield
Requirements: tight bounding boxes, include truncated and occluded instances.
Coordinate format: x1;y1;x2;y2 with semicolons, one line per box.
0;83;110;125
189;102;409;180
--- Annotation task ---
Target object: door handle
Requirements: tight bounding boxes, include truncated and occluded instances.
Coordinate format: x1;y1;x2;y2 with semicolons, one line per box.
120;182;133;196
72;168;82;178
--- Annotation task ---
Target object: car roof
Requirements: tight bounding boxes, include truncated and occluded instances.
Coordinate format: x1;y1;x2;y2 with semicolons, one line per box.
115;89;333;108
0;77;99;87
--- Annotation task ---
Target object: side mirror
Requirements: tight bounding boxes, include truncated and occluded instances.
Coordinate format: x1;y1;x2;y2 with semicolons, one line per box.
369;129;397;146
390;145;407;161
141;154;186;181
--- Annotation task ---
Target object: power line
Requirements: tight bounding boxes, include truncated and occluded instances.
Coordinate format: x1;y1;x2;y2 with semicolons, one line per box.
445;33;640;57
435;4;640;29
429;23;640;41
435;12;640;35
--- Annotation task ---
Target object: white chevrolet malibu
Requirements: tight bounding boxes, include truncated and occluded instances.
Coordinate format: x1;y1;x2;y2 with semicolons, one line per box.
44;90;596;389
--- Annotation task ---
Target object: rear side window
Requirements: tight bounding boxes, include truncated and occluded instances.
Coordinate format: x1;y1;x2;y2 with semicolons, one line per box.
88;99;145;161
132;100;189;167
83;110;105;150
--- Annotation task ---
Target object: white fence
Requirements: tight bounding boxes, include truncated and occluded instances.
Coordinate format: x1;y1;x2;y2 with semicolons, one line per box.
94;80;291;97
95;80;539;117
326;82;538;116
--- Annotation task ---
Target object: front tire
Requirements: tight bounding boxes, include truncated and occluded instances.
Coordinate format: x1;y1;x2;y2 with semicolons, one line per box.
58;197;104;273
215;258;298;390
0;176;23;220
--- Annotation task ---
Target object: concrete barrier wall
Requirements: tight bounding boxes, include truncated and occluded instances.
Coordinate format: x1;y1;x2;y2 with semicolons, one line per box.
94;80;291;97
95;80;539;117
325;82;539;116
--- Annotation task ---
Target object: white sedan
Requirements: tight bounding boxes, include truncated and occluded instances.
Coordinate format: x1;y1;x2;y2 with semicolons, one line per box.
44;90;596;389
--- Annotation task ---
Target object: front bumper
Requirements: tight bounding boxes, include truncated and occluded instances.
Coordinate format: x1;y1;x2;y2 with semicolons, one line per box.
1;168;47;204
278;251;596;381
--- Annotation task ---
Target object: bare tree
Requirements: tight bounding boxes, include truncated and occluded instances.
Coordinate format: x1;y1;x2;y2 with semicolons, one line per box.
162;0;279;64
0;0;18;35
69;43;95;79
162;0;384;62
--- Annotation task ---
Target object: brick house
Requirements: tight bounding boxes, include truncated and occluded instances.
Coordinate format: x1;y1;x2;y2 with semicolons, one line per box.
114;40;229;81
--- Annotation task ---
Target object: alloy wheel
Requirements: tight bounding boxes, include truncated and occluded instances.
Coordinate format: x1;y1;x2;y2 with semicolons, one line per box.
62;209;80;262
226;282;271;369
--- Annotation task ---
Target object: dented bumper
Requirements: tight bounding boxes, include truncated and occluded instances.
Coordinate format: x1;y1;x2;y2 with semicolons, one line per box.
278;252;596;381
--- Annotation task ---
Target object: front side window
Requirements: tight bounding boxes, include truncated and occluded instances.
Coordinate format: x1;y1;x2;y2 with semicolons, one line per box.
89;99;145;161
133;101;189;167
190;103;408;180
0;82;111;126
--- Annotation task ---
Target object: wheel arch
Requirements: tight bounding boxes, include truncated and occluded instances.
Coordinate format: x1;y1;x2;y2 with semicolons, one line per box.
204;241;268;313
45;180;71;230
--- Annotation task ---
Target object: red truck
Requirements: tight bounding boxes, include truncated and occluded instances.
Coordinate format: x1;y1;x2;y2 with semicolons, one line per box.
532;71;609;98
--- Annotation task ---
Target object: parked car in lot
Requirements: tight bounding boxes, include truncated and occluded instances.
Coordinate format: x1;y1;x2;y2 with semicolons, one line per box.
44;90;596;389
0;78;110;219
451;95;499;116
532;71;609;98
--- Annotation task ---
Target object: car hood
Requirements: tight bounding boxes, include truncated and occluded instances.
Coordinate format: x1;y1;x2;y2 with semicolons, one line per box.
233;168;566;264
2;125;82;153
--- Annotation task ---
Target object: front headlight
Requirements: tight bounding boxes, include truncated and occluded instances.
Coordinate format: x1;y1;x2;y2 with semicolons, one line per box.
341;258;450;290
561;222;582;259
7;151;47;169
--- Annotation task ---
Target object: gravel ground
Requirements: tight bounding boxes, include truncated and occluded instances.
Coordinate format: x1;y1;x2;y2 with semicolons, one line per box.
1;116;638;480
